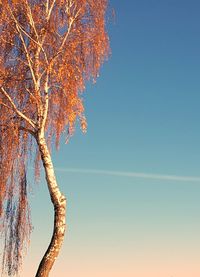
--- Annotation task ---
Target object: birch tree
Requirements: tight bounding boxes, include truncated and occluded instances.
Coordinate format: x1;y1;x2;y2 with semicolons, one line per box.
0;1;110;276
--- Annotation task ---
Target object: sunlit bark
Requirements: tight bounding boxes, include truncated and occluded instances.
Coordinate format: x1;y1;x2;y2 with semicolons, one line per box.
36;133;66;277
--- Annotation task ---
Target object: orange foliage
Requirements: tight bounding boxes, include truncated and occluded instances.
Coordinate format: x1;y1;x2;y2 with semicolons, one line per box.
0;0;110;275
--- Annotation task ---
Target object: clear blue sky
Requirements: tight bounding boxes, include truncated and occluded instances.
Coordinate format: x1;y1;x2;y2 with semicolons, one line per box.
54;0;200;177
21;1;200;276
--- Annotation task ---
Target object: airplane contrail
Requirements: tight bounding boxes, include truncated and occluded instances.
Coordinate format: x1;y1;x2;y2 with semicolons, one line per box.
55;168;200;182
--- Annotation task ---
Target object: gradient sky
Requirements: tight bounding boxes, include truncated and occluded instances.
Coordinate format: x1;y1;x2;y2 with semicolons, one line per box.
20;1;200;276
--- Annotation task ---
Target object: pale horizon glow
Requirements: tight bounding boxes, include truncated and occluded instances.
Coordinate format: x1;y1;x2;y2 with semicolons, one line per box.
55;167;200;182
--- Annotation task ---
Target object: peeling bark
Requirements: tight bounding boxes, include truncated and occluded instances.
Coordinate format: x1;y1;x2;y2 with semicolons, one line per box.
35;133;66;277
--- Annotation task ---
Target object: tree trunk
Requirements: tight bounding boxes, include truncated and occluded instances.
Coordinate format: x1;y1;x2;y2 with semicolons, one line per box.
35;133;66;277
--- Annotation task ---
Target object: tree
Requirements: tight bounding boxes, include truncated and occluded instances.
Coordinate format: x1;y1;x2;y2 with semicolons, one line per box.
0;1;110;276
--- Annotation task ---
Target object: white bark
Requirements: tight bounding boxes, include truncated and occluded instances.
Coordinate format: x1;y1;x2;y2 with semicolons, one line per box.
35;133;66;277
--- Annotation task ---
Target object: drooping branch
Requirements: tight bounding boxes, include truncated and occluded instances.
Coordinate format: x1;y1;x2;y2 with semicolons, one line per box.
1;169;32;276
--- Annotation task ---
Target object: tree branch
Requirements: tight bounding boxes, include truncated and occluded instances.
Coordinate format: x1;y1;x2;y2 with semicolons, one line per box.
0;87;36;129
0;123;36;138
47;0;56;20
40;17;75;79
46;0;49;14
8;6;38;89
19;126;36;138
25;87;37;101
25;1;49;65
39;72;49;133
46;3;81;71
0;102;13;110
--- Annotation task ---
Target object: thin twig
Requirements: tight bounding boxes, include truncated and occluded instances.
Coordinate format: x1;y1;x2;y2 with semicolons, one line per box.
0;102;13;110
